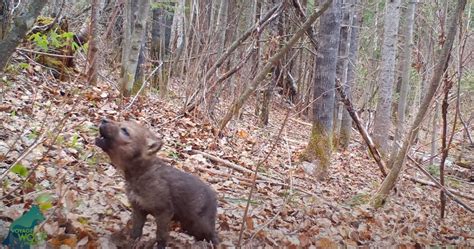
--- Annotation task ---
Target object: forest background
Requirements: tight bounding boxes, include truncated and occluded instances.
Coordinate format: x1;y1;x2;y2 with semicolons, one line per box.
0;0;472;247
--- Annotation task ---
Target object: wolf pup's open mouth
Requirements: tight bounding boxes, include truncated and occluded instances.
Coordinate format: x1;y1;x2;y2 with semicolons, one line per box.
95;119;110;150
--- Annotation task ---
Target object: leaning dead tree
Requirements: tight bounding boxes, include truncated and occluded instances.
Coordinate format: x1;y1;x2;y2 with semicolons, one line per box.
218;0;333;134
371;0;467;208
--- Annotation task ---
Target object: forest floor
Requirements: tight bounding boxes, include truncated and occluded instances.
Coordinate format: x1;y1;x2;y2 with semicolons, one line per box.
0;67;473;248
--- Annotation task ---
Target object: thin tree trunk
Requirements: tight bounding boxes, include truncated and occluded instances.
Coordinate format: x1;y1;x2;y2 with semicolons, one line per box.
373;0;401;155
215;0;228;55
371;0;466;208
151;6;162;89
390;0;417;165
439;78;451;218
86;0;99;85
429;102;439;166
259;2;285;126
340;0;361;149
253;0;262;116
334;0;352;147
0;0;48;72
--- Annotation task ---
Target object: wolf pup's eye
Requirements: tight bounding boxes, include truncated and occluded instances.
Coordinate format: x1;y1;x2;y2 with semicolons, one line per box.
121;127;130;136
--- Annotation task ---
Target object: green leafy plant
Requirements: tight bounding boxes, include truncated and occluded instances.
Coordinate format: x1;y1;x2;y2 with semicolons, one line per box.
29;30;80;51
36;193;54;211
70;133;79;148
10;163;28;177
29;33;49;51
18;63;31;70
27;129;39;140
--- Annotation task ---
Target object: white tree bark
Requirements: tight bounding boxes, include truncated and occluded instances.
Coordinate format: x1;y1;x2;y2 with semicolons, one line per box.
120;0;150;96
340;0;361;148
391;0;417;163
335;0;352;145
371;0;466;208
169;0;185;55
373;0;401;155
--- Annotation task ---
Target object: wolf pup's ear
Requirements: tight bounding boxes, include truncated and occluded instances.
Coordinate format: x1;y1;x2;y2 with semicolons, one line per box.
146;136;163;156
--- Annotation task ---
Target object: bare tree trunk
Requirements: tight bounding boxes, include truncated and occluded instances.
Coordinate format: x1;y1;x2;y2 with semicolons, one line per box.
0;0;48;72
334;0;352;147
305;0;341;179
218;0;333;133
390;0;417;165
340;0;360;149
151;5;162;89
372;0;401;155
0;0;10;39
371;0;466;208
215;0;228;55
429;102;439;166
120;0;150;97
259;2;284;126
253;0;262;116
169;0;185;76
439;77;452;218
87;0;99;85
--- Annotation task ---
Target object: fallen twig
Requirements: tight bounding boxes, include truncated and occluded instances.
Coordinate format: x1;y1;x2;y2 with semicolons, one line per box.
407;155;473;212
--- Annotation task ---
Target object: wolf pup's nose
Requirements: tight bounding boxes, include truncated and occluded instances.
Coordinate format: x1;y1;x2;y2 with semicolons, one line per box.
101;118;109;125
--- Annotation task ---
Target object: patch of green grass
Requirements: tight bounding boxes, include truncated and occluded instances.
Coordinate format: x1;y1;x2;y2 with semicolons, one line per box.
346;192;370;207
168;151;180;159
224;197;260;205
447;176;461;188
426;164;440;177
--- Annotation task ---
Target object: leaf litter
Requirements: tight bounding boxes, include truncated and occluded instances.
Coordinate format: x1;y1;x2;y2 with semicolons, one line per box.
0;68;472;248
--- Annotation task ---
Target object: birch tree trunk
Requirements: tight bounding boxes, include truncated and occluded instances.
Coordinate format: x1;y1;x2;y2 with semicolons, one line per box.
306;0;341;179
371;0;466;208
120;0;150;97
340;0;361;149
151;5;162;89
390;0;417;165
334;0;352;146
372;0;401;155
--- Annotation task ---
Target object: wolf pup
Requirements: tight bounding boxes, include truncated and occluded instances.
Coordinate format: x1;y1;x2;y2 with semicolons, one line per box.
95;119;219;248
